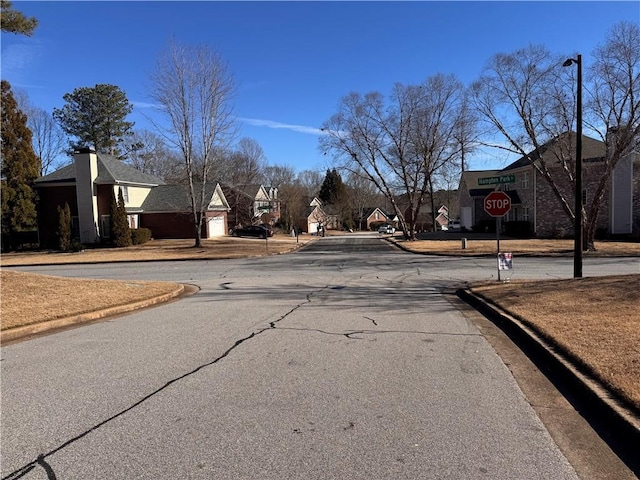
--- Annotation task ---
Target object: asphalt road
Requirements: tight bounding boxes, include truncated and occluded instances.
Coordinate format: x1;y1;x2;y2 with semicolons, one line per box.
2;236;638;479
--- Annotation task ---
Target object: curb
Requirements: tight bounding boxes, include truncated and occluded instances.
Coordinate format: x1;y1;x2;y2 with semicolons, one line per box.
1;284;187;343
457;287;640;474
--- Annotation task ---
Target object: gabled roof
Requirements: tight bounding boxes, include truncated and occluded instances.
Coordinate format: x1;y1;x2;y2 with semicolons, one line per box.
141;183;228;212
34;153;166;186
221;184;271;201
362;207;390;220
503;132;605;171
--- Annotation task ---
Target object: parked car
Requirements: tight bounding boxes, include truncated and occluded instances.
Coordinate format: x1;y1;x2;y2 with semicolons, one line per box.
232;225;273;238
378;224;396;234
447;220;461;231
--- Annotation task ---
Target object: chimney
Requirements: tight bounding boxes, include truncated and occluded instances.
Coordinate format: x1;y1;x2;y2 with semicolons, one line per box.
74;148;100;244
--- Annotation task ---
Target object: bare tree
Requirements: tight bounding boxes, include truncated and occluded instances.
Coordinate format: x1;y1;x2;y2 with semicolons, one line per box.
321;75;468;239
125;129;183;181
216;137;266;186
344;170;378;230
263;164;296;189
28;107;68;175
149;39;236;247
471;24;640;249
15;92;68;176
296;169;323;197
584;21;640;245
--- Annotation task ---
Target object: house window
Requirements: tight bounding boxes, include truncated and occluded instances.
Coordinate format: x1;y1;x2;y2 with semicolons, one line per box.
522;207;530;221
522;172;530;189
375;211;380;220
101;215;112;238
119;186;129;204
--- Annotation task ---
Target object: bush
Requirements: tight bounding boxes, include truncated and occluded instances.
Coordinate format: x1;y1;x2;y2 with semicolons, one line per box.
70;239;84;252
131;228;152;245
57;202;72;251
504;221;533;238
473;220;495;233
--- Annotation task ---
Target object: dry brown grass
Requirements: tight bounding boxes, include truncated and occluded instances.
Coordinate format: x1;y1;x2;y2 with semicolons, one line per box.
0;234;311;266
0;270;180;330
471;275;640;411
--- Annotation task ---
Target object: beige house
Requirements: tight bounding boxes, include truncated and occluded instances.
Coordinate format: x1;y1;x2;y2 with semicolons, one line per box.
34;149;230;247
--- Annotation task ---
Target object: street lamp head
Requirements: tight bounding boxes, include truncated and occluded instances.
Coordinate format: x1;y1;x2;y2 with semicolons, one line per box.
563;58;575;67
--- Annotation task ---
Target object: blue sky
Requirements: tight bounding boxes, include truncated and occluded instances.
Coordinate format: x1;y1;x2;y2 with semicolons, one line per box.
2;1;639;174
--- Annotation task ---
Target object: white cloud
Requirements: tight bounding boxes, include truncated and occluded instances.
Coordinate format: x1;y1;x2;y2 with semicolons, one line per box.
131;101;161;109
239;117;324;136
1;42;40;79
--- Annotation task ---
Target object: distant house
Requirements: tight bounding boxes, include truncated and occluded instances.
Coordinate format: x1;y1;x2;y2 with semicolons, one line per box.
34;148;230;247
302;197;326;234
360;207;391;231
222;184;280;230
458;133;640;237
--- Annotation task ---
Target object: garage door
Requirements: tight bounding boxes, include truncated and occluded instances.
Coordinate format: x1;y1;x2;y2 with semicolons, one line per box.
208;216;226;238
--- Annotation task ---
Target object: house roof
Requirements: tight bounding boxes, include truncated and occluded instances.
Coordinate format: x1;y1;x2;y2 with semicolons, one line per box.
141;183;226;212
460;170;501;189
502;132;606;171
363;207;390;219
34;153;166;186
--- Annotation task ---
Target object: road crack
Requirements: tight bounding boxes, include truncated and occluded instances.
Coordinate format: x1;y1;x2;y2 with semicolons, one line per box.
3;286;328;480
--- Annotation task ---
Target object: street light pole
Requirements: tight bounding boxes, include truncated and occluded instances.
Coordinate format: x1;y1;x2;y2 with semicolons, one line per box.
563;54;583;278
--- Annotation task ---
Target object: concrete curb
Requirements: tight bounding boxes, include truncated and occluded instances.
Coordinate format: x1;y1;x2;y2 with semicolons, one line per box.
1;284;187;343
457;288;640;474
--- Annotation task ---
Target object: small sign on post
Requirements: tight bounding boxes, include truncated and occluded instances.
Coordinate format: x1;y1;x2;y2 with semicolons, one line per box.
498;253;513;270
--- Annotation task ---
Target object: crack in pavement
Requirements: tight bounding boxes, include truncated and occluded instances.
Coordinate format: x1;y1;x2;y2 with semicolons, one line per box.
3;286;328;480
268;325;482;340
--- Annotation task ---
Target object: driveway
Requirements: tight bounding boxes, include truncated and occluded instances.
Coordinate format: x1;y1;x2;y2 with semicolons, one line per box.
2;236;635;479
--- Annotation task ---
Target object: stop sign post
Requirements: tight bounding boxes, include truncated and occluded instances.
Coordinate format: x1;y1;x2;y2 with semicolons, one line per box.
484;191;511;217
484;191;512;281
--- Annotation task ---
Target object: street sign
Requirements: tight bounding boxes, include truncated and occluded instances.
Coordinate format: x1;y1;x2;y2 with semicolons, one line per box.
478;175;516;186
484;191;511;217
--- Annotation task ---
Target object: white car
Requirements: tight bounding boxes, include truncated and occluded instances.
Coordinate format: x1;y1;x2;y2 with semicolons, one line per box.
378;224;396;234
447;220;461;231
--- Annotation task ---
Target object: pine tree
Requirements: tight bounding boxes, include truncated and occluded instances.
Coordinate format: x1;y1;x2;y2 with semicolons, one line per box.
56;202;71;251
318;168;345;205
1;0;38;36
110;187;131;247
53;84;135;158
1;80;40;251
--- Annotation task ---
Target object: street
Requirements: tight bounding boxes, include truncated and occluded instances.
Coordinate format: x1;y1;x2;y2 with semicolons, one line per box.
2;235;638;479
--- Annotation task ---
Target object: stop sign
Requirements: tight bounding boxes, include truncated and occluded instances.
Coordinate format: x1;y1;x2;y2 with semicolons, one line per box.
484;191;511;217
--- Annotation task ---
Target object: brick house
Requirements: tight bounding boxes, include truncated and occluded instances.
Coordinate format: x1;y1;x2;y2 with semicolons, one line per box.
221;184;281;231
34;148;230;247
360;207;392;231
458;133;640;237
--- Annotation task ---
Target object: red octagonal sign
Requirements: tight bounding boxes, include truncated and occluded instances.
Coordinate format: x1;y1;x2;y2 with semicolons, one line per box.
484;191;511;217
